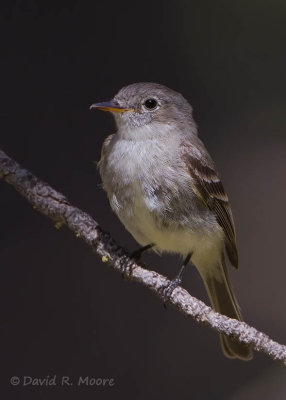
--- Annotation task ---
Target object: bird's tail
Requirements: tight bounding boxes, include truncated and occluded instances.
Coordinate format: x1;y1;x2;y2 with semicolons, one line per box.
200;258;253;360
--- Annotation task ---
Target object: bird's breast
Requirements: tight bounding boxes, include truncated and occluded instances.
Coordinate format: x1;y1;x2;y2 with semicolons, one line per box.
100;138;165;212
99;136;221;254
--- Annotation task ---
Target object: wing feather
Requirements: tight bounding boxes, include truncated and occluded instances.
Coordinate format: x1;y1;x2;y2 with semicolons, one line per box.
182;148;238;268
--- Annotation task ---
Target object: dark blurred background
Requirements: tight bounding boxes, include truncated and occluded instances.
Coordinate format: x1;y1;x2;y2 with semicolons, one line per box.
1;1;286;399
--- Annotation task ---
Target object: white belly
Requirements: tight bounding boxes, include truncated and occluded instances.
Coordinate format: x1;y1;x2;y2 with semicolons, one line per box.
100;136;224;266
114;184;223;267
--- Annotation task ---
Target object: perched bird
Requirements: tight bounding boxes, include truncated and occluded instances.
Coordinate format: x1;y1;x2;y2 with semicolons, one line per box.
90;82;253;360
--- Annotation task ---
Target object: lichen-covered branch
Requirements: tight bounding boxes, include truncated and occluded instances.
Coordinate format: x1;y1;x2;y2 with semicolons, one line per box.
1;148;285;365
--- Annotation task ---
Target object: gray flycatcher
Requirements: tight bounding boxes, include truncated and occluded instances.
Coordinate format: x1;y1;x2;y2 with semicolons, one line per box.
90;82;253;360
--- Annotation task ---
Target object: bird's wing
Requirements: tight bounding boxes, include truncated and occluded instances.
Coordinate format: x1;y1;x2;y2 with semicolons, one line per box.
97;134;114;182
182;143;238;268
100;134;114;160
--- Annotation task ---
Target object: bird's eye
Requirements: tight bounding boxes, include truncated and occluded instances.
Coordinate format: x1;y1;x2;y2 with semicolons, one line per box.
143;98;158;110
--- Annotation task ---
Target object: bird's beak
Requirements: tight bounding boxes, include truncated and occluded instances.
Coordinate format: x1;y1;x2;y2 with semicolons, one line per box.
89;100;134;113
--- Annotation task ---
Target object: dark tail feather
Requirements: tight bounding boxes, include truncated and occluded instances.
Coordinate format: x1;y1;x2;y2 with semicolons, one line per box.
202;259;253;360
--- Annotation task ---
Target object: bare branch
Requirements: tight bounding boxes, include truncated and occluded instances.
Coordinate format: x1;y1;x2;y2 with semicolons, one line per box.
1;148;285;365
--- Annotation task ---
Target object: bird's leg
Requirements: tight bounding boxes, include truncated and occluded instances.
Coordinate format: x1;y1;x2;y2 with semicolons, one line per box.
121;244;155;279
131;243;154;261
161;253;192;306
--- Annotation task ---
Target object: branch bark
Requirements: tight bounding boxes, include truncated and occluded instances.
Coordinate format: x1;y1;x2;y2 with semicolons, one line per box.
1;148;285;365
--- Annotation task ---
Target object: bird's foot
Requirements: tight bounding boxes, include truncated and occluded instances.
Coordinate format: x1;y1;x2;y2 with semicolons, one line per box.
117;248;135;279
160;276;183;308
121;244;154;279
120;256;136;279
159;253;192;308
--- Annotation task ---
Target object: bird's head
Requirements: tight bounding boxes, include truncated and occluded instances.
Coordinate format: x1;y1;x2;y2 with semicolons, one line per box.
90;82;197;139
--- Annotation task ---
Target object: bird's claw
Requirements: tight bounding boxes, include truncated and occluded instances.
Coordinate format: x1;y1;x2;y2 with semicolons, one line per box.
159;277;182;308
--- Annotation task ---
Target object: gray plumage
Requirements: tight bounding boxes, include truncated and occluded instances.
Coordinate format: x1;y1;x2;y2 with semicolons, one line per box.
92;82;252;360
